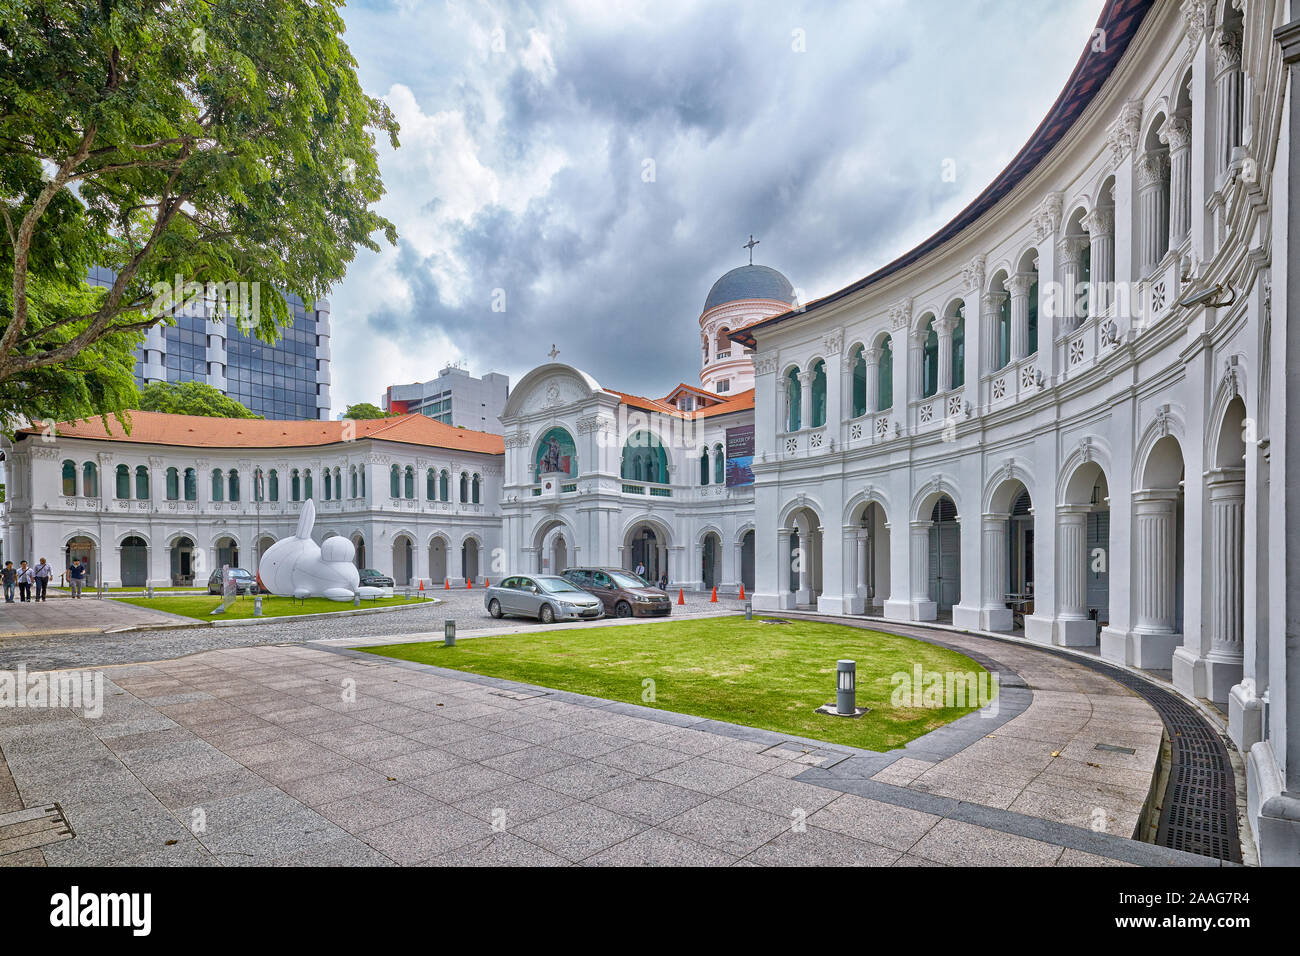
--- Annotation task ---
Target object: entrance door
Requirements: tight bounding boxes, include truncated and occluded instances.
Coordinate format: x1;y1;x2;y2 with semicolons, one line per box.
120;536;147;587
928;500;960;612
740;531;755;592
1086;511;1110;625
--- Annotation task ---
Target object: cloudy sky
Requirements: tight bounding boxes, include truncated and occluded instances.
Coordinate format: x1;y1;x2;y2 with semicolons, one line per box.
328;0;1106;412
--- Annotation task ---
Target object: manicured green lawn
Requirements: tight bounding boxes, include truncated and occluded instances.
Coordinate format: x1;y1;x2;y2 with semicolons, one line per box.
361;616;994;751
116;593;430;620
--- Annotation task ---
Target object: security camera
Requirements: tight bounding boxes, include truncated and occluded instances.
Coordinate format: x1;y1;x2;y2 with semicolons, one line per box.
1175;283;1235;310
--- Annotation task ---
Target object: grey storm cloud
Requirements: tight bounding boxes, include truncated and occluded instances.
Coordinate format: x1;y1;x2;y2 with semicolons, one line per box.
332;0;1106;406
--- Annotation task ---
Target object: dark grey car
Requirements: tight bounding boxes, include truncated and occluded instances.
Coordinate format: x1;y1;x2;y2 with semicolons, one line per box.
484;575;604;624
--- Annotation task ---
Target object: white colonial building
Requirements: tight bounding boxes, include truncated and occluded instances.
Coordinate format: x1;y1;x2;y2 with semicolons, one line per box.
1;413;503;590
3;0;1297;864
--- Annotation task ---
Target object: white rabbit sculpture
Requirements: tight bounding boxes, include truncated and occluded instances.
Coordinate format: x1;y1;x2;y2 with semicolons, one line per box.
257;499;380;601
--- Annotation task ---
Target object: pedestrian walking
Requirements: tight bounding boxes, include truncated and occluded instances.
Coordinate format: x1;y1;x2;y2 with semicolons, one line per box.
33;558;51;602
2;562;15;604
16;561;32;602
67;558;86;599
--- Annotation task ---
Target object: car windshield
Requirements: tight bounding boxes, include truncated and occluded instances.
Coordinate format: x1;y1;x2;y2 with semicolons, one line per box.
363;569;382;575
536;576;582;593
609;571;651;589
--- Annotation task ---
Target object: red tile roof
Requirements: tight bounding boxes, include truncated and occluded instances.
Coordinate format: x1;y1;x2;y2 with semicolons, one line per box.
21;410;505;455
605;387;754;419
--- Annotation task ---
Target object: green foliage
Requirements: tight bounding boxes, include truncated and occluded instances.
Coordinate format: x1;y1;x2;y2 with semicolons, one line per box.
343;401;389;419
138;380;259;418
0;0;400;430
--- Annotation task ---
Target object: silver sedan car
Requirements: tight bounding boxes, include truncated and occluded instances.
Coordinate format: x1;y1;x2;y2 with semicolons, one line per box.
484;575;604;624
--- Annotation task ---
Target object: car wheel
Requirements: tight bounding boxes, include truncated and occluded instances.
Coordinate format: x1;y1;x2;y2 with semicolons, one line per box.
615;601;632;618
539;603;555;625
488;599;503;619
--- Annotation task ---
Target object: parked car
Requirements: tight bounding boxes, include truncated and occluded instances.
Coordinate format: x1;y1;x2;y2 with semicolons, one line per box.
358;568;395;588
484;575;605;624
560;567;672;618
207;567;260;595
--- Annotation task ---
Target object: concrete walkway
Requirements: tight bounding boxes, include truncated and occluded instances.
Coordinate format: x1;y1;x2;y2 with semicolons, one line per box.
0;624;1218;867
0;592;191;640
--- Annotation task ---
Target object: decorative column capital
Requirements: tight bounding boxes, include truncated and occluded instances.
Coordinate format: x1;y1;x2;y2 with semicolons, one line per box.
1136;150;1170;189
933;316;958;337
1215;27;1242;73
1006;273;1034;298
1106;98;1143;165
1180;0;1208;47
888;297;913;330
961;254;986;294
1082;205;1115;237
1032;191;1064;243
980;290;1009;314
1159;110;1192;152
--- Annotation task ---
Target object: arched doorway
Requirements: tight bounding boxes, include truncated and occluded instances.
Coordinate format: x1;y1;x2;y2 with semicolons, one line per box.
783;505;823;608
1135;434;1185;650
982;478;1034;632
927;496;960;618
739;530;755;594
169;536;195;586
119;536;147;588
428;536;447;583
533;520;571;575
393;534;413;586
1060;460;1111;644
461;538;480;584
65;535;95;586
848;500;889;615
1205;396;1247;702
255;536;277;576
700;532;720;590
625;522;667;583
215;536;239;570
352;534;367;570
552;535;569;575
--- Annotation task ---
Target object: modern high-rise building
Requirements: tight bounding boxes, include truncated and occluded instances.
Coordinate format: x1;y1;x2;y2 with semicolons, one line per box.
382;365;509;435
88;266;333;420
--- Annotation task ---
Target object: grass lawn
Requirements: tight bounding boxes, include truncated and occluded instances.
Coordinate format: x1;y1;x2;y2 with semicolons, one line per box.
360;616;995;751
116;593;430;620
79;586;204;593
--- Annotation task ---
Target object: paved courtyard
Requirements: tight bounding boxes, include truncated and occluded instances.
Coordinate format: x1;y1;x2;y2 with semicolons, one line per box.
0;616;1223;867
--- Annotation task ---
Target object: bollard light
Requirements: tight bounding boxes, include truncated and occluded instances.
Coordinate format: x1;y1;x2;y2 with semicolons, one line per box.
254;593;263;617
836;659;857;716
444;619;456;647
744;599;753;621
147;585;155;599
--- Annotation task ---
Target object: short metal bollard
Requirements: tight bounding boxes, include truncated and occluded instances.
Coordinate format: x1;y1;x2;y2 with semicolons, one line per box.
836;659;857;716
744;598;753;621
353;591;360;607
444;619;456;647
254;593;263;617
147;585;155;599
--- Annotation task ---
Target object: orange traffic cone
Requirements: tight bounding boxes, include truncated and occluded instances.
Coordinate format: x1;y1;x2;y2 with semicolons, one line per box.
466;578;473;589
419;580;425;591
677;589;686;606
738;584;746;600
484;578;490;588
710;586;718;603
445;578;451;590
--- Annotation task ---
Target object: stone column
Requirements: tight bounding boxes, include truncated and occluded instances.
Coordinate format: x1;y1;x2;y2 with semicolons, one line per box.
855;531;869;595
1083;205;1114;317
798;370;814;432
796;531;811;604
1215;28;1243;179
980;514;1012;631
1207;469;1246;660
1161;111;1192;248
909;520;935;620
1133;490;1179;634
862;347;880;415
934;317;956;393
1056;504;1097;645
908;329;925;400
1007;273;1033;361
981;291;1007;373
1137;151;1170;273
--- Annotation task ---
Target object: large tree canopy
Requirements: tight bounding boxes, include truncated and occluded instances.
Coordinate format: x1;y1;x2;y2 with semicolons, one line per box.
0;0;399;427
342;401;388;420
138;380;260;418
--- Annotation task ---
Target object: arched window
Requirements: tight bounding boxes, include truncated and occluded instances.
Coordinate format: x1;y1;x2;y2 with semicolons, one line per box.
810;360;827;427
61;460;76;496
303;469;313;500
333;468;341;501
851;345;867;418
228;469;239;502
359;466;365;498
82;461;98;497
390;464;400;498
291;469;301;502
269;469;279;502
253;468;264;502
997;294;1012;370
459;472;469;503
878;336;893;410
472;474;481;504
115;464;130;499
713;443;724;485
324;468;332;500
951;312;965;389
211;468;224;501
700;448;710;486
439;469;449;502
533;427;577;480
786;368;801;431
166;467;179;501
922;318;939;398
620;431;670;484
426;468;436;500
404;466;415;499
350;466;357;499
1028;279;1039;355
135;465;149;500
184;468;197;501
